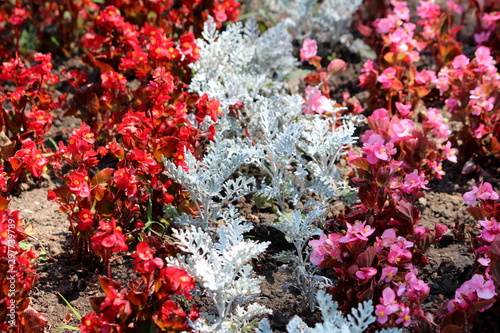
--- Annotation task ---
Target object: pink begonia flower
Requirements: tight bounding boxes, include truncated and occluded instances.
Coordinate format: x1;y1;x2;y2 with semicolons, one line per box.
470;86;484;100
430;161;445;179
339;221;375;243
422;24;435;40
402;170;429;193
449;274;497;312
377;67;397;89
345;150;360;167
469;274;497;300
395;102;412;116
395;236;414;249
434;76;449;95
303;86;331;114
474;31;491;44
376;228;397;248
424;108;451;139
475;46;493;64
445;97;458;112
474;124;487;139
374;18;395;34
388;244;412;264
392;0;410;21
375;304;391;324
447;1;464;14
381;266;398;283
395;306;412;327
469;96;494;116
372;108;390;120
308;232;343;266
481;12;500;30
300;38;317;62
388;160;404;175
478;218;499;242
478;257;491;266
362;133;396;164
388;28;409;50
376;287;400;324
407;50;420;62
452;54;470;69
417;0;441;21
392;118;414;139
415;70;436;85
356;267;378;280
414;226;426;236
443;141;457;163
404;272;430;302
463;182;500;205
436;122;451;140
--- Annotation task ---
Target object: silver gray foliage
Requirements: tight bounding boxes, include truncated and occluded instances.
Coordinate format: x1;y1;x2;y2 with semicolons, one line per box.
170;206;271;333
165;9;364;332
260;0;363;42
163;135;256;226
256;290;403;333
190;16;297;114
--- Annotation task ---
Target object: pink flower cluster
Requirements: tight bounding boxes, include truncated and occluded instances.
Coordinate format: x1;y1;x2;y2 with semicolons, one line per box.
474;12;500;44
447;274;497;312
373;0;421;58
423;108;452;140
309;221;374;265
463;182;499;205
303;86;332;114
376;268;430;327
355;107;455;179
435;47;498;100
310;226;431;327
300;38;317;63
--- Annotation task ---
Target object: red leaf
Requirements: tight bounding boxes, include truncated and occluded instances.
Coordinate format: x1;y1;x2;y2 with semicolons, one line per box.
84;52;114;73
0;196;10;210
91;168;115;186
396;199;414;221
357;246;376;267
486;234;500;258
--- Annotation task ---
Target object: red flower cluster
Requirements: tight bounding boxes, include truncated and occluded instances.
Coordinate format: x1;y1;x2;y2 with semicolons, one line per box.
0;205;47;332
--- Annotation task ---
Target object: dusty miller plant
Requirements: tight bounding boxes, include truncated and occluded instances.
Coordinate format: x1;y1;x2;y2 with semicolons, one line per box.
258;0;363;43
190;15;297;113
251;99;357;208
269;208;330;310
171;206;271;333
163;134;256;227
181;9;361;327
256;290;402;333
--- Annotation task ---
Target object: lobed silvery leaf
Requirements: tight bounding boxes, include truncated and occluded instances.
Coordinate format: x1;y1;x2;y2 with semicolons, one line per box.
286;316;310;333
256;289;398;333
260;0;363;43
191;15;297;114
169;211;270;332
273;209;324;256
163;136;255;225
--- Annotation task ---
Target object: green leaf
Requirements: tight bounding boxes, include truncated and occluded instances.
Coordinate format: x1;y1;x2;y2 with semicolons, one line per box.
19;242;33;251
253;193;270;209
57;292;82;320
163;205;180;219
54;325;80;332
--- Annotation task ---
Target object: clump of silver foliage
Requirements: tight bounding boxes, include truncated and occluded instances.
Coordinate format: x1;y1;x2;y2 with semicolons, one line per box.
164;13;385;332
